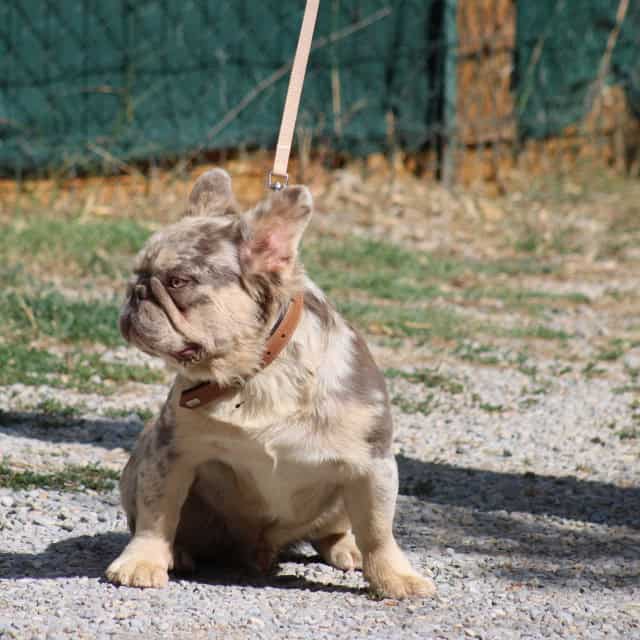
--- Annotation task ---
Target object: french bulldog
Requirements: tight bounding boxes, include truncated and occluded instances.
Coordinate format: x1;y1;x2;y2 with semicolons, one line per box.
106;169;435;599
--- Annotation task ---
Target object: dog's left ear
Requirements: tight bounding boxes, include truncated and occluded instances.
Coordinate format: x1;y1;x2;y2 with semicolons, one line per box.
186;168;238;217
240;186;312;276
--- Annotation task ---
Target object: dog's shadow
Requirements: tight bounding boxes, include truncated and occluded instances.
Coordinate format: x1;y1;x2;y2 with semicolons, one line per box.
0;533;365;595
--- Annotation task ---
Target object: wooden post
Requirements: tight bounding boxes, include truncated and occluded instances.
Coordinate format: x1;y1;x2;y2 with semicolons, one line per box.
441;0;458;187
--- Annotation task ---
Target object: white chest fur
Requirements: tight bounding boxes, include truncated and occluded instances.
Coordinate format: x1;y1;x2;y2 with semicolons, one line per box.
178;404;345;535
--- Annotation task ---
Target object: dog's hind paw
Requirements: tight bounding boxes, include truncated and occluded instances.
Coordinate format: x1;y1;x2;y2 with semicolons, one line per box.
313;531;363;571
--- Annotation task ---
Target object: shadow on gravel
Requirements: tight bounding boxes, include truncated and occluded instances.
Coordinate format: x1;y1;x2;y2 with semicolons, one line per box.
185;566;365;596
0;410;141;451
0;534;364;595
2;409;637;531
398;455;640;530
397;457;640;587
0;532;128;580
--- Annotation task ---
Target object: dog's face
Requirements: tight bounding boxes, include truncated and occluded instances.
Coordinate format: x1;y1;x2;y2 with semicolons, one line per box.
120;169;312;383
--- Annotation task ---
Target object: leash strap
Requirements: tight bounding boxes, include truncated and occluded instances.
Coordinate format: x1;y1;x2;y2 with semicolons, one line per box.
268;0;320;191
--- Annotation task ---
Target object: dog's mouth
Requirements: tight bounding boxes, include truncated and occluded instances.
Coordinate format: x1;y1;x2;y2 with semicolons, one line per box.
171;343;203;364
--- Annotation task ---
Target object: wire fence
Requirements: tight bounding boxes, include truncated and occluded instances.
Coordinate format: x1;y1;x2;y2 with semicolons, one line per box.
0;0;639;183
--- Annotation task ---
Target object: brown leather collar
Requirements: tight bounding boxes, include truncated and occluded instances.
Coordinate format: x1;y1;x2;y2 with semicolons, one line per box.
179;293;304;409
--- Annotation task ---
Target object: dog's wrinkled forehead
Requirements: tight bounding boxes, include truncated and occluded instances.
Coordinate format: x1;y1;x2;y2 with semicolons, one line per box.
135;217;240;279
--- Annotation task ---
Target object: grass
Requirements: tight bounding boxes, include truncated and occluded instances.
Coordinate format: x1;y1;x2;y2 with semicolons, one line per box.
385;367;464;394
303;236;567;307
454;342;502;365
34;398;84;417
303;237;456;303
0;216;151;278
521;381;552;396
335;299;472;341
506;324;571;341
583;361;606;378
0;462;119;492
0;221;578;350
461;286;589;315
102;407;154;421
0;215;584;405
0;345;164;393
391;393;435;415
478;402;505;413
0;288;122;345
596;339;631;362
613;385;640;395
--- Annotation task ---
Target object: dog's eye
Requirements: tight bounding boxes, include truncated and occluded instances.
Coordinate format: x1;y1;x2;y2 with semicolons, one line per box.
167;277;189;289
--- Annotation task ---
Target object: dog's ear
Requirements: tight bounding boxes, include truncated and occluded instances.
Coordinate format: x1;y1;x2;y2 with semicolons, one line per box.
186;168;238;217
239;186;312;276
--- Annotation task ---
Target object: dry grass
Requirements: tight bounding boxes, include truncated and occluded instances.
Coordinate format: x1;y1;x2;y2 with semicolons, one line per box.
1;154;640;374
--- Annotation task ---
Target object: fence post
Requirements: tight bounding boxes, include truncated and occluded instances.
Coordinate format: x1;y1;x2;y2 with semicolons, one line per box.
441;0;458;187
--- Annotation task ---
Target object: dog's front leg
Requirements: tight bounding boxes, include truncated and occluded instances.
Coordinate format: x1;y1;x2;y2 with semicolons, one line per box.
343;457;436;599
105;445;195;588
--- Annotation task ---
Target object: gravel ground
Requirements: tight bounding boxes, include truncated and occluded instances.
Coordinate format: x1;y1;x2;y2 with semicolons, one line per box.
1;341;639;640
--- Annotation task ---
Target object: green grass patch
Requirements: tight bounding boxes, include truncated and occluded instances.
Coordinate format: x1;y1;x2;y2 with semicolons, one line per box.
478;257;556;276
303;237;561;306
507;324;571;341
336;299;471;341
596;339;630;362
303;237;450;302
303;235;575;342
583;361;606;378
479;402;505;413
462;286;589;315
385;367;464;394
597;348;625;362
391;393;435;415
0;462;118;492
0;289;122;345
454;342;502;365
0;217;151;278
35;398;84;417
0;344;163;392
101;407;154;421
613;385;640;395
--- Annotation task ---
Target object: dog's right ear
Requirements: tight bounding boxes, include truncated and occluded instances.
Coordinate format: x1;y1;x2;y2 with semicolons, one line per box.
186;168;238;218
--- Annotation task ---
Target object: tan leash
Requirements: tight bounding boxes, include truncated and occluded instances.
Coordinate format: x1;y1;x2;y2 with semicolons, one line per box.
267;0;320;191
180;5;318;409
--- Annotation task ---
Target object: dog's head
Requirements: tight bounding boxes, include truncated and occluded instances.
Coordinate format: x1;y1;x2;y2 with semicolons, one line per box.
120;169;312;384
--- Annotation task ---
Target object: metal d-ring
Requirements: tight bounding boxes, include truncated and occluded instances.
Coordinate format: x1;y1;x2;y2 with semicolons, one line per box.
267;171;289;191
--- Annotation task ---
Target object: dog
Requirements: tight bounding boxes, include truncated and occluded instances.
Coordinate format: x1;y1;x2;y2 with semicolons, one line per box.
105;169;435;599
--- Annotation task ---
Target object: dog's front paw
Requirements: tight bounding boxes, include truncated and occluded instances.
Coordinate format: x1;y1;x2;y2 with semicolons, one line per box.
365;546;436;599
105;538;171;588
106;557;168;588
370;572;436;600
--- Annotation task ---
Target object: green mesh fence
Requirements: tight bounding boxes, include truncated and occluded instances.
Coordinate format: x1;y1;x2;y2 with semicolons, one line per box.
0;0;453;175
1;1;639;177
516;0;640;139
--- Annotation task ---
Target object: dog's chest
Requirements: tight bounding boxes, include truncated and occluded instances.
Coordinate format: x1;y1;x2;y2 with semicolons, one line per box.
196;417;342;526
